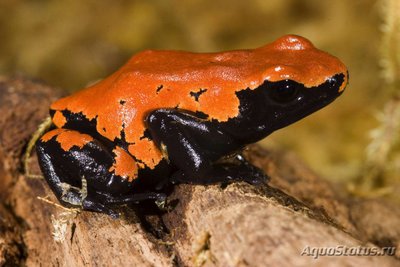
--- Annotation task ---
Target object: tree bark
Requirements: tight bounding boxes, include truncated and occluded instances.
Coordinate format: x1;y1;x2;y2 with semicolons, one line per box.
0;75;399;266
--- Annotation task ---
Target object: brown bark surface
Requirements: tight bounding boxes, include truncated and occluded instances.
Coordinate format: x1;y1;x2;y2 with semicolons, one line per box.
0;75;399;266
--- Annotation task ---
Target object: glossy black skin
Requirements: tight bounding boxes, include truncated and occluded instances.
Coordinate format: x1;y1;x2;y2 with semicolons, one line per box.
36;73;345;217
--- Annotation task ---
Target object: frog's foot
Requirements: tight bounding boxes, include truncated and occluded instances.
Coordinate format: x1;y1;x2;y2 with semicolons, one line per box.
81;192;167;216
105;192;167;207
61;190;168;216
81;198;120;218
59;179;120;218
59;176;88;206
171;161;269;186
232;154;270;185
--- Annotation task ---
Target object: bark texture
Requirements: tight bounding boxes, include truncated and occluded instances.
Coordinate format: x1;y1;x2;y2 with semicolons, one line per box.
0;76;399;266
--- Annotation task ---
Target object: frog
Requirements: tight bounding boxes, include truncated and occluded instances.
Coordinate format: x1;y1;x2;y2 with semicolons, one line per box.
34;35;348;217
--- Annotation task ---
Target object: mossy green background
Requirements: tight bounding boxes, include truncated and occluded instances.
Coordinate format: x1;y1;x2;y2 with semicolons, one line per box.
0;1;388;187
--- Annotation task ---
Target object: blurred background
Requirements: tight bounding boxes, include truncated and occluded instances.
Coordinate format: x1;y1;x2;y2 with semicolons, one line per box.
0;0;399;201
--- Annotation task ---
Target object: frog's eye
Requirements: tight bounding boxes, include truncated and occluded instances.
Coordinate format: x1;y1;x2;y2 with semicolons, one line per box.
270;80;300;103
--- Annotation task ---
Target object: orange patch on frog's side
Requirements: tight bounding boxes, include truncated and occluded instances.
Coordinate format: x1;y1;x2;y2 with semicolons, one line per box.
41;129;94;151
41;128;64;142
109;146;138;182
50;34;348;169
52;110;67;128
128;138;163;170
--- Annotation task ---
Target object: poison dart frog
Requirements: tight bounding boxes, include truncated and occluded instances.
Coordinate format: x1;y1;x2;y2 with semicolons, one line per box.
35;35;348;217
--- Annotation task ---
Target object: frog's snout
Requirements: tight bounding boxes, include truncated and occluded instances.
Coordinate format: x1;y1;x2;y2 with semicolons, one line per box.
339;70;349;93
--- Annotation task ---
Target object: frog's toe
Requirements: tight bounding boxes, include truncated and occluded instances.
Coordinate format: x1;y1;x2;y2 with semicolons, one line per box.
82;198;120;218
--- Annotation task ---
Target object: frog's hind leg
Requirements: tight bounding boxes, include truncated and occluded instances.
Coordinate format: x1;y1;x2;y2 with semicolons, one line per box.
36;128;138;217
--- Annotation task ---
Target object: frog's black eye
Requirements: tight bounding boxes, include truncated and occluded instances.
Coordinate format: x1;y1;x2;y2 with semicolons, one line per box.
270;80;300;103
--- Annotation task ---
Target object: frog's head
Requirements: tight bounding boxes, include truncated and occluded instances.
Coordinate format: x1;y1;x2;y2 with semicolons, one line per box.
257;35;348;130
232;35;348;141
260;71;347;132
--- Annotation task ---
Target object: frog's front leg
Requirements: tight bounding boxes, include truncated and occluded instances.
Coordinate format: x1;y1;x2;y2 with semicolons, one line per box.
146;109;268;185
36;129;164;217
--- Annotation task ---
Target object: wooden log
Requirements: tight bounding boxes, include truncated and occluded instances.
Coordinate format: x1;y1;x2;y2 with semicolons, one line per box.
0;76;399;266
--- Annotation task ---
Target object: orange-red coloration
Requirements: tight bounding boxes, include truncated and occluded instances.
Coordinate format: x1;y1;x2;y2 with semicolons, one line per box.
41;128;64;142
128;139;163;169
109;147;138;181
49;35;348;170
53;111;67;127
41;129;94;151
